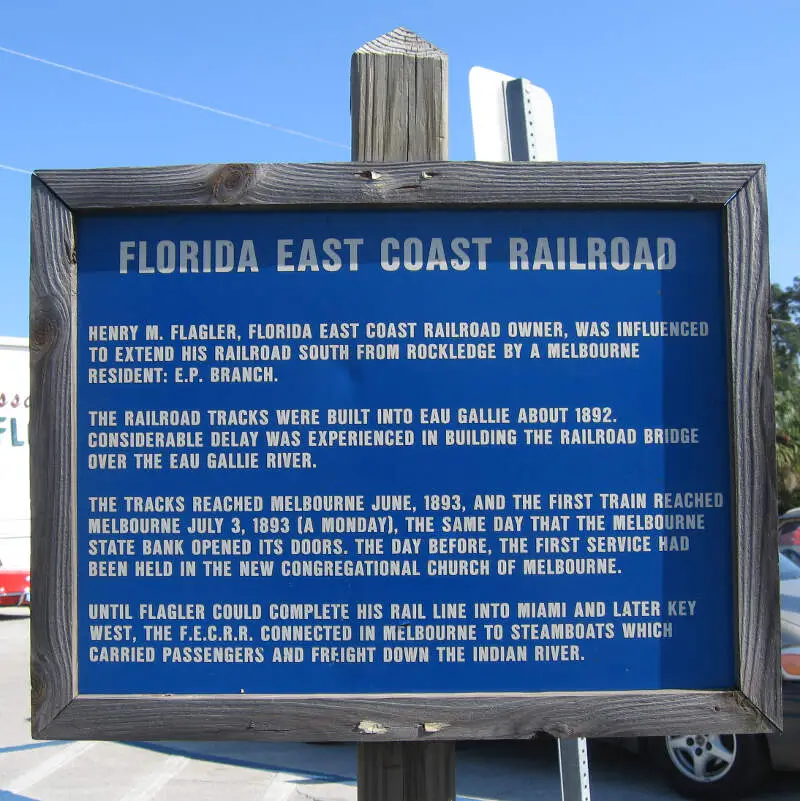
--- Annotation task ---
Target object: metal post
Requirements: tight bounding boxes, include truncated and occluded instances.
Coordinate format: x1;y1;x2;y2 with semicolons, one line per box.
558;738;592;801
470;67;591;800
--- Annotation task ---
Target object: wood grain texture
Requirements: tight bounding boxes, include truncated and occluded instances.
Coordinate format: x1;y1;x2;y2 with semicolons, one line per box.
36;689;773;741
36;162;762;210
725;166;781;729
29;161;781;743
29;176;78;737
358;741;455;801
351;29;453;799
351;28;447;161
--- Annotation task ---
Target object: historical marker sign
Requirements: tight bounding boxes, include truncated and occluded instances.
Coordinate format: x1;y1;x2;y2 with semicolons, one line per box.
30;162;779;741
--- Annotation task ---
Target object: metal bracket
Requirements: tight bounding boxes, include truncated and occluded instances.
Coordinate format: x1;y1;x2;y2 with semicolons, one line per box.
469;67;558;162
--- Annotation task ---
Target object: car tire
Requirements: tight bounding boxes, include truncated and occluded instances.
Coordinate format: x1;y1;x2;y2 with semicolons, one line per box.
650;733;770;800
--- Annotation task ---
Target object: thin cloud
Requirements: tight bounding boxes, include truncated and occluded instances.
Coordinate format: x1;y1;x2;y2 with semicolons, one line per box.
0;163;31;174
0;44;349;150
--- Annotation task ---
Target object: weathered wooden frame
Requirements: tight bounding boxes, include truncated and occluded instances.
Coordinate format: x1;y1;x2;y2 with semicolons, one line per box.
30;161;778;741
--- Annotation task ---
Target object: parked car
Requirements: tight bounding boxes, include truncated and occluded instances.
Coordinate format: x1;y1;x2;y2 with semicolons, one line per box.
643;553;800;799
0;558;30;606
779;507;800;567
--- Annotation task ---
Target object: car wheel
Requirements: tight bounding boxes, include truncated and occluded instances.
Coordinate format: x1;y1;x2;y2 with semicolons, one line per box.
651;733;770;800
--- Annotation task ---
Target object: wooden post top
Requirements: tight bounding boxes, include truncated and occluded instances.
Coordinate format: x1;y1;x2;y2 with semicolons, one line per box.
355;27;446;58
351;27;448;162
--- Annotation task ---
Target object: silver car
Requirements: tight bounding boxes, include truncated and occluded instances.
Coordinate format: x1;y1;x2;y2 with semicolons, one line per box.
645;553;800;799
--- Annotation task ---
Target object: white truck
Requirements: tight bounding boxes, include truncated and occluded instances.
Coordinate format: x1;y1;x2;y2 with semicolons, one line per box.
0;336;30;605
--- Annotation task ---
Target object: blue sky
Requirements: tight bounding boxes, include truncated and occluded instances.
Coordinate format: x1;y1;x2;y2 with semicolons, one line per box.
2;0;799;337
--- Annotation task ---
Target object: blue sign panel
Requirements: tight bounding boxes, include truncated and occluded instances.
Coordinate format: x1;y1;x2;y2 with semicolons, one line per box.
76;208;733;695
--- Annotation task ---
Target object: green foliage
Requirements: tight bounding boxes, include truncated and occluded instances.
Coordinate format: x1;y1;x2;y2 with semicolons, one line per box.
772;280;800;510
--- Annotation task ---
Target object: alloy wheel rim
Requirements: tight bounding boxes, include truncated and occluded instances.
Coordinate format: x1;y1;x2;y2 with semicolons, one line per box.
665;734;737;783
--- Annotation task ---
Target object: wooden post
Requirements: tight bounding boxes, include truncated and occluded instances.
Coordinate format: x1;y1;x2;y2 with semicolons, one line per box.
351;27;447;162
351;26;455;801
357;742;456;801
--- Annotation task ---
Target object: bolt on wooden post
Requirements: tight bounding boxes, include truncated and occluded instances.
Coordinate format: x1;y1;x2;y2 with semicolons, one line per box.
350;27;455;801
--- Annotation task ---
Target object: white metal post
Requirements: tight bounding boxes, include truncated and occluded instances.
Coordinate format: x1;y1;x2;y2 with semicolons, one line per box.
558;738;592;801
471;63;592;801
